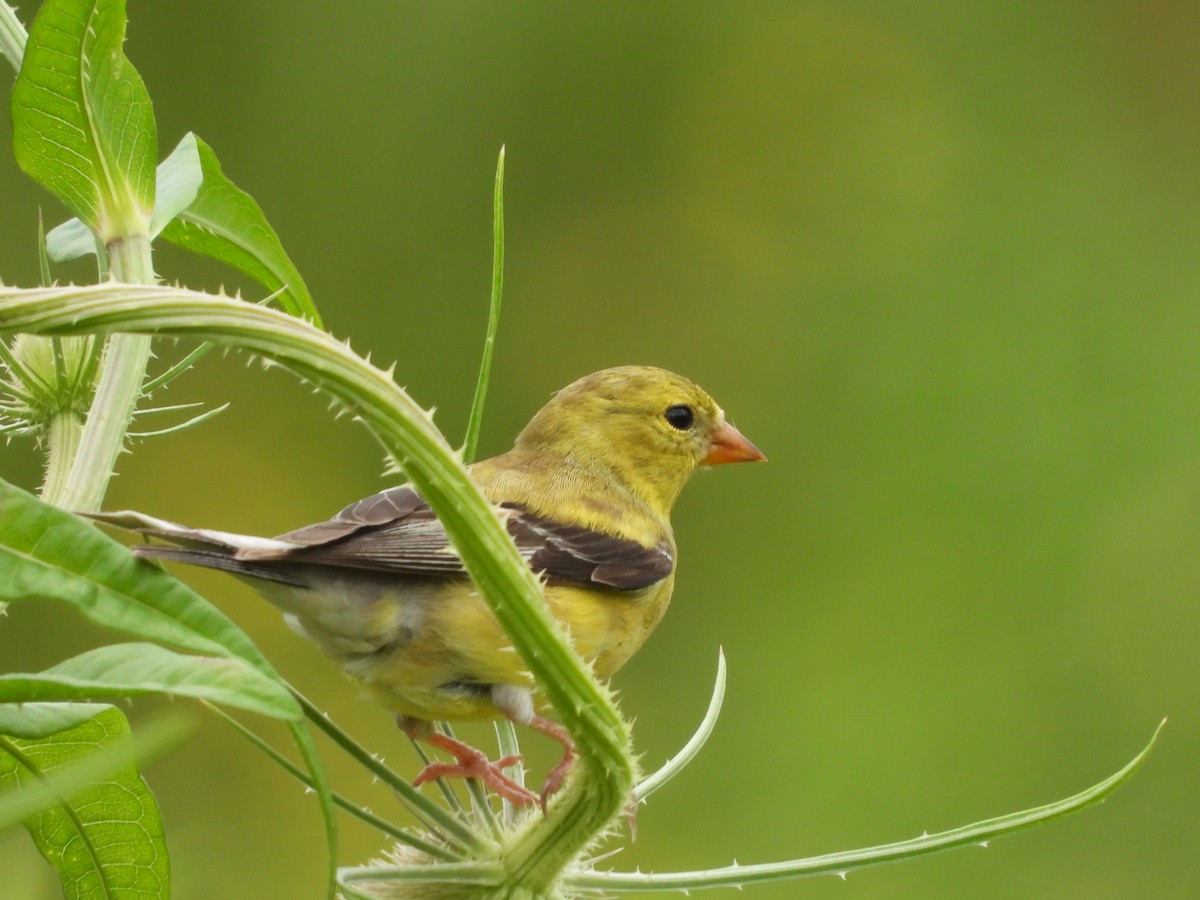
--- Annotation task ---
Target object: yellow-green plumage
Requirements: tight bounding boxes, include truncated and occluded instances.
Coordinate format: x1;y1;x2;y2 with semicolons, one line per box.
268;367;736;723
92;366;763;799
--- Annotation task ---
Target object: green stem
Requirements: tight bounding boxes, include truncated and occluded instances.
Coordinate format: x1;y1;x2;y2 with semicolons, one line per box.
0;283;636;892
41;412;83;502
338;860;507;892
53;235;155;511
293;691;489;854
205;703;456;862
0;2;26;74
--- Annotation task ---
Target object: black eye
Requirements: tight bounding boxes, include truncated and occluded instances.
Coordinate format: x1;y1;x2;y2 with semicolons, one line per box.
664;404;694;431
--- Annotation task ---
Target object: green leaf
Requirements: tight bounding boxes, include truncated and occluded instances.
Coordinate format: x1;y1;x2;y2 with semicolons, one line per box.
45;214;109;263
0;643;301;719
0;702;111;740
148;133;205;237
0;477;274;673
463;145;505;463
44;133;319;324
10;0;156;241
0;705;190;832
0;467;336;894
47;131;204;262
0;705;172;898
160;134;322;326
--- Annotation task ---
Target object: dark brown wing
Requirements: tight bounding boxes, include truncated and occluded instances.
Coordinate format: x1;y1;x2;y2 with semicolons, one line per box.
274;485;434;543
506;506;674;590
250;486;673;591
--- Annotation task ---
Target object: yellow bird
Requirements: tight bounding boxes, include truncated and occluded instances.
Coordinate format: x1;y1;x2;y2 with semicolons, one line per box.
93;366;764;804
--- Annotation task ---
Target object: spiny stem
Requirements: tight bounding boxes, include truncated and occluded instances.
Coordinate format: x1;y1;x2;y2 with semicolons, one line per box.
0;283;637;892
293;691;490;854
205;703;456;862
41;412;83;501
48;236;155;511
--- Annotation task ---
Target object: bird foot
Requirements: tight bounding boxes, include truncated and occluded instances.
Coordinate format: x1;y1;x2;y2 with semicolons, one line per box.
528;715;579;808
416;732;539;807
537;739;578;808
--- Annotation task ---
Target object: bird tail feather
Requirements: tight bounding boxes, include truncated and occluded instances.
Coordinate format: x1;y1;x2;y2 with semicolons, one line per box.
130;544;303;586
85;511;305;586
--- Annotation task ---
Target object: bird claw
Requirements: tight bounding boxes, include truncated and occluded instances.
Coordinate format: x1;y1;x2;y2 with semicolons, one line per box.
415;733;539;807
408;716;582;811
538;740;578;808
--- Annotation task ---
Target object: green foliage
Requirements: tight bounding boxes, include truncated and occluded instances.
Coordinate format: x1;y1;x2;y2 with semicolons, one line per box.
159;134;322;326
0;478;337;895
0;705;173;899
44;132;203;263
0;480;281;670
0;703;112;740
45;132;323;326
463;146;505;463
0;643;300;720
0;0;1166;896
10;0;155;240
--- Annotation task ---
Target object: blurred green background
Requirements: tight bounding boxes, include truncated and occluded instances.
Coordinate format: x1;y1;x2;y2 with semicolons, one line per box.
2;1;1198;897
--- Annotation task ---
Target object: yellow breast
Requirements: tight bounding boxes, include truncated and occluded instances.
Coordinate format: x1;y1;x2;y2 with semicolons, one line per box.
321;573;675;723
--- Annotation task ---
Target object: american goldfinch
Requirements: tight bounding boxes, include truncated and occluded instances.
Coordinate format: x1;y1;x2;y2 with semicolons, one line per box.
92;366;764;804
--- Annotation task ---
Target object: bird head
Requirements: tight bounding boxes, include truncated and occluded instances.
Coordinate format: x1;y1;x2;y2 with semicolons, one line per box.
514;366;764;516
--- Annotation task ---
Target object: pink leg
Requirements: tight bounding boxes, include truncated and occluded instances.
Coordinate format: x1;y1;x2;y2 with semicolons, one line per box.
412;730;539;808
526;716;636;834
528;715;578;807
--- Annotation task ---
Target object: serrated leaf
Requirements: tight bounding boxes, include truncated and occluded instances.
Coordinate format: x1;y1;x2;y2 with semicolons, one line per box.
0;643;300;719
11;0;156;241
0;477;273;673
48;131;205;262
160;134;321;326
0;705;171;899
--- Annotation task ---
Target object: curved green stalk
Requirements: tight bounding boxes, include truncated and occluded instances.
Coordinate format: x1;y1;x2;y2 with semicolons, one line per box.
338;860;507;892
463;145;505;462
567;719;1165;893
0;282;636;894
635;648;726;801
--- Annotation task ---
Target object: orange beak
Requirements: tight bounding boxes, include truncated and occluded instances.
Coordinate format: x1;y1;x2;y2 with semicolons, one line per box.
705;421;766;465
